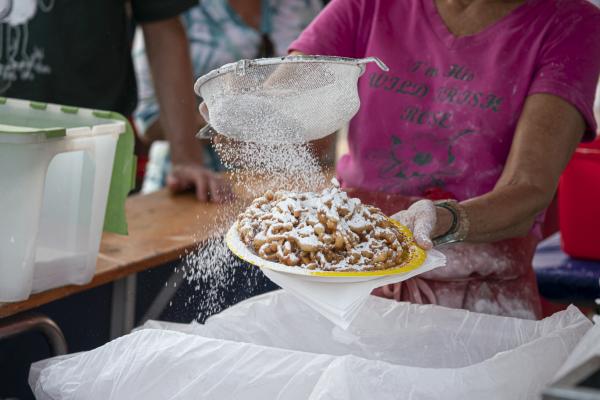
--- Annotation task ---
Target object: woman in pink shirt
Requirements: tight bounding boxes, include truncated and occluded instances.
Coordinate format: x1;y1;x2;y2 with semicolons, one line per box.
290;0;600;318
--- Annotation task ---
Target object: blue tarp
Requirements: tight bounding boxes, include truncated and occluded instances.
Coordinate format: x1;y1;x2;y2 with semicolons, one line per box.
533;233;600;302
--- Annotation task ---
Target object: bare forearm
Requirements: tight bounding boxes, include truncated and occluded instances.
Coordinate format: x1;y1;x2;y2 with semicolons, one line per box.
429;179;556;243
460;184;549;242
434;94;584;243
142;17;203;164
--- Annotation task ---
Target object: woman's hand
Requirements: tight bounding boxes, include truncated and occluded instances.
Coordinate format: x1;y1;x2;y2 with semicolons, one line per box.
391;200;454;249
391;200;437;249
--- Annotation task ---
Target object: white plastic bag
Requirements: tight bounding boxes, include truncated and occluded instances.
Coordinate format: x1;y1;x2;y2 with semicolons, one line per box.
31;291;591;400
553;320;600;381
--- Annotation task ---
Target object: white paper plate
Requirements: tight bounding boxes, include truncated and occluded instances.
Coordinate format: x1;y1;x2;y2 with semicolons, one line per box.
225;220;428;283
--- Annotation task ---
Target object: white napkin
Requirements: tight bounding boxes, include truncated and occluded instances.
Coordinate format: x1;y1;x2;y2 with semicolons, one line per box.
262;249;446;329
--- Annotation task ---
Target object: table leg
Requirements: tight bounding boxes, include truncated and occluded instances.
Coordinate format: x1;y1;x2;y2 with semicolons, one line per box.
110;274;137;340
0;313;67;356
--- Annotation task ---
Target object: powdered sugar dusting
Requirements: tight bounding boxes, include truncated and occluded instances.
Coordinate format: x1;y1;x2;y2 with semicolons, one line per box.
236;180;411;272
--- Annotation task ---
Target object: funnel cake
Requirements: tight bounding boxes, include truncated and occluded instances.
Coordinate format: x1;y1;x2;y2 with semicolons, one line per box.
236;180;416;272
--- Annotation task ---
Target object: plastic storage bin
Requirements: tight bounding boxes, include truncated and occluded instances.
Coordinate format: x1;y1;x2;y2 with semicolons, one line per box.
559;138;600;260
0;98;135;302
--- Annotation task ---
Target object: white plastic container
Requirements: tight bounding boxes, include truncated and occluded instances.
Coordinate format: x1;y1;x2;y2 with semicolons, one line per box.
0;98;133;302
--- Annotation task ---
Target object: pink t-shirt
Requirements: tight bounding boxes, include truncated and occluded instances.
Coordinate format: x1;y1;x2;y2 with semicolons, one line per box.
290;0;600;200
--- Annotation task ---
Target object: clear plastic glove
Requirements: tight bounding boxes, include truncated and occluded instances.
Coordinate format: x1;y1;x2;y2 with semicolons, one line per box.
167;163;232;203
390;199;437;250
375;200;438;305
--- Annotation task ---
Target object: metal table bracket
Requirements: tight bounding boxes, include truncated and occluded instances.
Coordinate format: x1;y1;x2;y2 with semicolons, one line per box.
0;313;67;356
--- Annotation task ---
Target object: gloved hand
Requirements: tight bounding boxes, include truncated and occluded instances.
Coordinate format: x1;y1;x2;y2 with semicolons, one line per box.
391;199;437;250
376;200;438;305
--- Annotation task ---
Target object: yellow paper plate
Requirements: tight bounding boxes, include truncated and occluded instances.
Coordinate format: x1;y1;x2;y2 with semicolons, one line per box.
225;219;426;280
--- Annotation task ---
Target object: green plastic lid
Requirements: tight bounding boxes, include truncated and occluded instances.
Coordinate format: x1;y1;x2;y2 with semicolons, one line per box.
92;111;137;235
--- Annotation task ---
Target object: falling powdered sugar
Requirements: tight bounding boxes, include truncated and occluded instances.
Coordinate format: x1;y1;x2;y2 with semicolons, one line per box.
179;236;276;322
215;140;328;194
177;138;329;320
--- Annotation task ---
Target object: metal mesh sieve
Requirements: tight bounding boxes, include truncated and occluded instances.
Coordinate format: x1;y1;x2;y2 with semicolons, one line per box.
194;56;388;143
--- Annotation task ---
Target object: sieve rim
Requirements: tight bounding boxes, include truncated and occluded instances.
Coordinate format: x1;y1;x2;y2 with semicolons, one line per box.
193;55;388;96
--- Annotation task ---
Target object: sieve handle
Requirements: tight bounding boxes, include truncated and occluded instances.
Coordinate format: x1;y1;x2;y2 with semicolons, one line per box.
196;124;217;139
196;102;217;139
358;57;389;71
